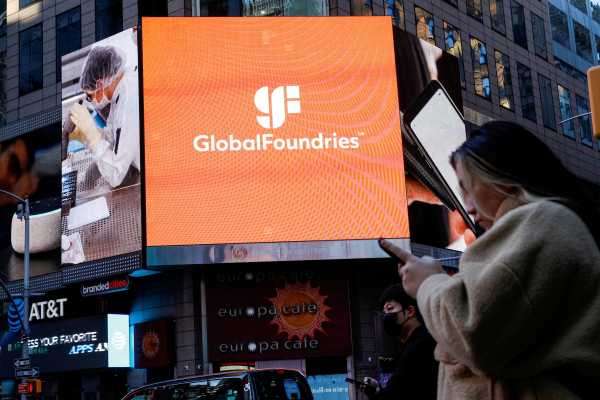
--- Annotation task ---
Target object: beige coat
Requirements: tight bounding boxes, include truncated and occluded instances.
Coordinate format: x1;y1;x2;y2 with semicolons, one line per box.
417;199;600;399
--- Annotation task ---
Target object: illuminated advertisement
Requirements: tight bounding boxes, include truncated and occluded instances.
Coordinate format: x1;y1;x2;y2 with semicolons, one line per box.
0;125;61;281
60;28;141;267
206;269;351;361
0;314;130;376
143;17;409;265
307;374;350;400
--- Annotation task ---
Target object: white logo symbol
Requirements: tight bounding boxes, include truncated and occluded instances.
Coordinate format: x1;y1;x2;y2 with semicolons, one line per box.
111;331;126;351
255;85;301;129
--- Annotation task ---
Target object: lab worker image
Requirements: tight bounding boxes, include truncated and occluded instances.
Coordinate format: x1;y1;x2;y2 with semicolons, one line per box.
69;45;140;188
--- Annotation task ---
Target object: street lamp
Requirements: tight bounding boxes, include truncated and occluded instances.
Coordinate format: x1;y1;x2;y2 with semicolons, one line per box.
0;189;30;400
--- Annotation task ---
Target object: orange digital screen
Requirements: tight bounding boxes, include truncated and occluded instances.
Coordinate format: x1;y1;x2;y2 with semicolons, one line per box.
142;17;409;247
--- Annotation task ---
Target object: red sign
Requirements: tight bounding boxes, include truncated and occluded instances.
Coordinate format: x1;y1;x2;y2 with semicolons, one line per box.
206;270;352;361
134;320;174;368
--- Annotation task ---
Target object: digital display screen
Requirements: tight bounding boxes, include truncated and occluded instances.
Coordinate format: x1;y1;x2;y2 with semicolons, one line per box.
142;17;409;265
0;314;130;375
60;28;141;267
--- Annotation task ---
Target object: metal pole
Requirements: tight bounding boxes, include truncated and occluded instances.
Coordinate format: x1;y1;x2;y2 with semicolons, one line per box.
21;198;30;400
559;111;592;125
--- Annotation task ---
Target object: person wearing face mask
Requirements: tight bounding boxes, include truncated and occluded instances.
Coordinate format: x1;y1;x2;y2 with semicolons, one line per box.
381;121;600;400
360;284;437;400
69;44;140;188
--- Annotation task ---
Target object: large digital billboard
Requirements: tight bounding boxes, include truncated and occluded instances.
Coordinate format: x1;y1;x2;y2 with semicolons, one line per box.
60;28;141;267
0;125;61;281
0;314;130;376
142;17;409;265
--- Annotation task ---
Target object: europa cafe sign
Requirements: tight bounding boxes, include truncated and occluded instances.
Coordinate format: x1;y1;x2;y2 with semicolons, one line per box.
206;270;351;361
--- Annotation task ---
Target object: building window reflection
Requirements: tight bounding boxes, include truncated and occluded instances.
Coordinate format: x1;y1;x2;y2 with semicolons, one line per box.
19;24;43;96
384;0;405;29
495;50;514;110
592;0;600;24
467;0;483;22
517;62;536;122
470;37;491;99
243;0;328;16
574;20;593;62
351;0;373;16
511;0;528;49
490;0;506;35
95;0;122;41
576;95;593;147
570;0;587;14
532;12;547;59
538;74;556;130
550;4;571;48
56;7;81;83
558;85;575;139
415;6;435;45
443;21;465;87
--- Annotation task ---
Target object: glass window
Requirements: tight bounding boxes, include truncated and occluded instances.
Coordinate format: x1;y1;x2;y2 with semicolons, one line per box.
574;20;593;62
467;0;483;21
56;7;81;83
415;6;435;45
243;0;327;16
576;95;593;146
351;0;373;15
538;74;556;130
570;0;587;14
243;0;283;15
517;62;536;122
0;0;6;39
444;21;465;87
95;0;122;41
470;37;491;99
139;1;168;16
596;35;600;63
531;12;547;59
383;0;405;29
442;0;458;6
490;0;506;35
592;0;600;24
555;56;588;82
19;24;43;96
19;0;41;8
558;85;575;138
550;4;570;48
511;1;528;49
495;50;514;110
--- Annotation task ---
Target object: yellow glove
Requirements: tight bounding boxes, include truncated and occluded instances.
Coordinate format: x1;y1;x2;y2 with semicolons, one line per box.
69;103;101;149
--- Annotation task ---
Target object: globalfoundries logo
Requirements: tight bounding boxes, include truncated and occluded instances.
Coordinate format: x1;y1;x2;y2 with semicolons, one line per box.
255;85;301;129
192;85;362;153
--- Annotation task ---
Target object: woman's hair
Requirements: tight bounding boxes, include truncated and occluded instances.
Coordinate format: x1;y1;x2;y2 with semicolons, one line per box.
450;121;600;244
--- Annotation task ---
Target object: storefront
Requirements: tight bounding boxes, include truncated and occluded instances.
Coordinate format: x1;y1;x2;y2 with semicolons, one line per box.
202;265;353;399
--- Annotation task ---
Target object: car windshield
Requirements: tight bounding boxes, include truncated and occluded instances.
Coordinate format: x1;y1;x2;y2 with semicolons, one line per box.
126;377;245;400
253;371;312;400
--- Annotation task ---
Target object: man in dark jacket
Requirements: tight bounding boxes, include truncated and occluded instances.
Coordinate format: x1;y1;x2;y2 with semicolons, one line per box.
361;284;438;400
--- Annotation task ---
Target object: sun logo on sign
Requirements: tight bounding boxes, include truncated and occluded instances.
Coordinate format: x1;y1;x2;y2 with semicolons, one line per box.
268;282;331;339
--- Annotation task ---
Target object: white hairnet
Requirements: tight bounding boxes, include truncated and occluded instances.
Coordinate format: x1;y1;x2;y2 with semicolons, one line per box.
80;45;126;92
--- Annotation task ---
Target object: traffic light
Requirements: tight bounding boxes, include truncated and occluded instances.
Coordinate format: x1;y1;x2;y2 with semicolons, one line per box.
17;379;42;395
587;66;600;139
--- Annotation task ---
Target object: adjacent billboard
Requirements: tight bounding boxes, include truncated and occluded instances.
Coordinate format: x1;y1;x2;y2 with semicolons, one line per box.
142;17;410;266
0;314;130;376
206;268;351;362
60;28;141;267
0;125;61;281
